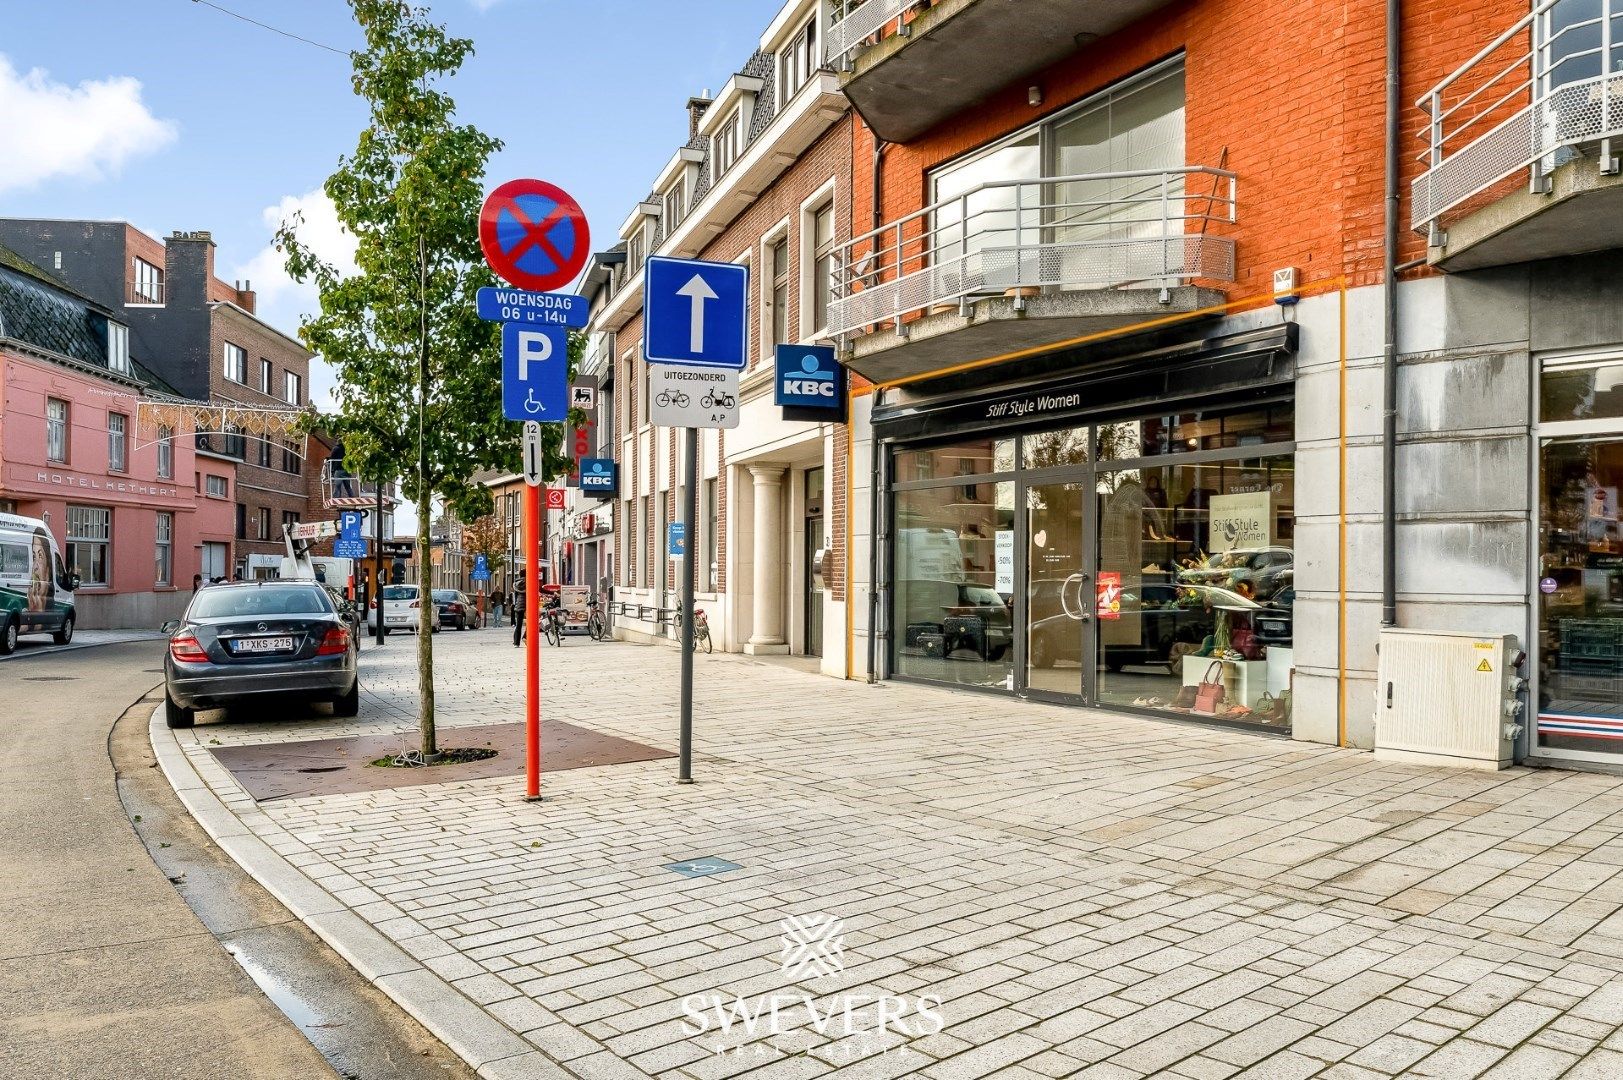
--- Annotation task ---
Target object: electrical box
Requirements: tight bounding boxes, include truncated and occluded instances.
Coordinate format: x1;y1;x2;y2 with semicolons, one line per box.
1375;629;1524;771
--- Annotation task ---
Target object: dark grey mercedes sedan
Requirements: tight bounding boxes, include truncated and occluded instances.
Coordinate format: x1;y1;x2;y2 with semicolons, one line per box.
163;581;359;728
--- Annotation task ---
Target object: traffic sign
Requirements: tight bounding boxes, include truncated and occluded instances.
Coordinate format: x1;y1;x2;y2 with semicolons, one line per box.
578;457;616;495
335;537;369;559
472;554;491;582
476;287;588;328
545;487;567;510
338;510;364;541
648;364;740;429
522;421;544;487
503;323;570;422
667;521;687;558
643;256;748;370
479;179;590;294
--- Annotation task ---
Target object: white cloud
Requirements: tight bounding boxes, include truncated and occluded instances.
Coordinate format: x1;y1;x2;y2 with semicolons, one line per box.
0;55;176;196
233;189;358;411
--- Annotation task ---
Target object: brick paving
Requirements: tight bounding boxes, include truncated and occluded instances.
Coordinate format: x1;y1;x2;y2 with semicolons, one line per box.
172;631;1623;1079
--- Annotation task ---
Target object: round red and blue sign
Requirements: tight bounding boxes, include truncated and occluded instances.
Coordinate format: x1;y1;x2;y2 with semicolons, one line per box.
478;179;590;294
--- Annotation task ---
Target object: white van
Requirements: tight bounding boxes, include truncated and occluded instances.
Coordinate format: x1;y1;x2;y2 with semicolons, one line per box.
0;512;78;653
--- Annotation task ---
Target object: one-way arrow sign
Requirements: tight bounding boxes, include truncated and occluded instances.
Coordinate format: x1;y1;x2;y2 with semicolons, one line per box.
644;255;747;370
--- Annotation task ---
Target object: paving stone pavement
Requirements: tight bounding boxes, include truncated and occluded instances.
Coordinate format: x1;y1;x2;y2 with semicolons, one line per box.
172;630;1623;1079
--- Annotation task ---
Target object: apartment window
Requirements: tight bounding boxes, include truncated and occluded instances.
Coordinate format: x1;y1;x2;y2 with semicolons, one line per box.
663;183;685;231
282;440;302;474
599;370;616;452
704;477;718;592
711;110;742;181
108;413;128;472
282;511;299;534
206;474;228;498
806;200;835;335
66;505;111;586
235;503;247;540
259;358;273;393
780;16;818;106
46;398;68;463
771;235;790;347
284;371;302;406
220;423;245;459
132;257;163;304
628;229;645;274
224;342;248;384
643;494;655;590
256;435;272;469
257;507;271;540
154;512;173;586
107;322;130;375
635;350;649;429
624;499;637;586
157;425;174;479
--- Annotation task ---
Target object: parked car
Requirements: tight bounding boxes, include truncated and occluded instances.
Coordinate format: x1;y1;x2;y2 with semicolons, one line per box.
162;581;358;728
898;579;1013;661
432;589;479;630
370;584;438;634
0;511;78;653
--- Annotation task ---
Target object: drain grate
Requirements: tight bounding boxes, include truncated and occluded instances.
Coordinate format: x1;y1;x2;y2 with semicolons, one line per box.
664;857;741;879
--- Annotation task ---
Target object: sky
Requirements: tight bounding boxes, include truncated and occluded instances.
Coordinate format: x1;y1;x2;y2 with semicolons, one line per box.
1;0;783;529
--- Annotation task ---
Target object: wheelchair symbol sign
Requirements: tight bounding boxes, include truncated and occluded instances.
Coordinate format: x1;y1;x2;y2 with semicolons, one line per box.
503;323;568;422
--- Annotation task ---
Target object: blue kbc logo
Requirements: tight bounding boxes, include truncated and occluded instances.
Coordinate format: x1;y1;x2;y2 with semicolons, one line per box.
578;457;616;494
774;344;843;410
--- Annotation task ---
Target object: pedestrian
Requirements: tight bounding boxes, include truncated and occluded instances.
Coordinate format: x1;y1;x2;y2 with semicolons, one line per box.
490;588;505;628
512;576;526;647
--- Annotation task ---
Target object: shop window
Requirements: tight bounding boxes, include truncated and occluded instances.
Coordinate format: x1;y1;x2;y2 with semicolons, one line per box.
66;505;111;586
894;437;1015;483
893;482;1016;689
1097;407;1295;460
155;512;173;586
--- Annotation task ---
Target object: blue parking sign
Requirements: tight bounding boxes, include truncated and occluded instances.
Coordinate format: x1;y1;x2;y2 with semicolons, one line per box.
644;256;748;370
502;323;569;422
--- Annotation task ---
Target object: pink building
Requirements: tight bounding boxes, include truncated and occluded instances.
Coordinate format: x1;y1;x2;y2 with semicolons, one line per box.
0;245;230;628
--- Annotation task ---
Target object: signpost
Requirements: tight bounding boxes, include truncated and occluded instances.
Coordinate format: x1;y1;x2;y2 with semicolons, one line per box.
471;553;491;582
643;255;749;784
479;177;591;803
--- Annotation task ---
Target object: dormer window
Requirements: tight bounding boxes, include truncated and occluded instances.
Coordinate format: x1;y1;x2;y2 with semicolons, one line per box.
628;229;645;274
107;321;130;375
663;183;685;231
712;109;743;182
698;73;763;184
779;16;819;106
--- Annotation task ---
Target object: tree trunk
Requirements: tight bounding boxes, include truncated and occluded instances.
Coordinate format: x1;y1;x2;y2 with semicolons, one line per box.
417;481;436;757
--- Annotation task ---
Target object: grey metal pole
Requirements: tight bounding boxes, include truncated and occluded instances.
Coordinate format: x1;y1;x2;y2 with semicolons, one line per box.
374;477;385;646
678;426;697;784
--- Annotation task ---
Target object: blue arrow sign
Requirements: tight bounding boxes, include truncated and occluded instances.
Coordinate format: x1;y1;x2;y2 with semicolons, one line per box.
476;287;588;328
644;255;748;370
502;323;570;422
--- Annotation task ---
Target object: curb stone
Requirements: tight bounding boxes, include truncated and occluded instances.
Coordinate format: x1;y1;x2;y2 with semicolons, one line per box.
148;706;578;1080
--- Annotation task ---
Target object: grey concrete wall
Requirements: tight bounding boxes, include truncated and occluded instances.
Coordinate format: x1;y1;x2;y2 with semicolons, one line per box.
77;589;192;631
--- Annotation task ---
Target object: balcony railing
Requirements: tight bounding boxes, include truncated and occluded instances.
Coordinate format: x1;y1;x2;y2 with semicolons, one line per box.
828;167;1236;341
1413;0;1623;239
827;0;911;69
321;459;396;509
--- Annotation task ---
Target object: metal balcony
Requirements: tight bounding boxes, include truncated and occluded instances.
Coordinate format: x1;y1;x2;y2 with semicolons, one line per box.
830;167;1235;380
827;0;1179;143
1413;0;1623;269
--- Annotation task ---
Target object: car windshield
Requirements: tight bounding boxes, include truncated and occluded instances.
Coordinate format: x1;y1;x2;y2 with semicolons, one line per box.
432;591;459;602
381;586;417;600
189;585;332;619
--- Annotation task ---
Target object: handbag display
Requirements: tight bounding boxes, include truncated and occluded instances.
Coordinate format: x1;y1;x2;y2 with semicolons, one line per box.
1192;660;1227;715
1171;683;1199;710
1253;689;1292;725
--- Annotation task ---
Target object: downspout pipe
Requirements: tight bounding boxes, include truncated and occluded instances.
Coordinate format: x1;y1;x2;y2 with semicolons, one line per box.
865;135;889;684
1381;0;1401;628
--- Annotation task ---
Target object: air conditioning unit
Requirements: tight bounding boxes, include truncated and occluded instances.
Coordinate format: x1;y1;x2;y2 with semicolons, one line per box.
1375;629;1525;771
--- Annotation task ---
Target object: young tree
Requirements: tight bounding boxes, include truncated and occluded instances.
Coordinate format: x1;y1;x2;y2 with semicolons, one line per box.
278;0;575;758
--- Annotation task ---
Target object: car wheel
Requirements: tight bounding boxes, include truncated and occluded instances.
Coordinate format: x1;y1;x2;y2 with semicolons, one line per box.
52;614;74;646
1028;632;1053;670
0;617;17;655
331;680;360;717
164;691;195;729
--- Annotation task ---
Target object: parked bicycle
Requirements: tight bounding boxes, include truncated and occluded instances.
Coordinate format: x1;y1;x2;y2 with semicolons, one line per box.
672;606;712;653
541;596;564;647
586;594;608;641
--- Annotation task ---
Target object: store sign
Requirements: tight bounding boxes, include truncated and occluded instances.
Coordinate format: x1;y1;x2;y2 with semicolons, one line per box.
1097;572;1123;620
578;457;617;497
995;530;1014;593
1210;491;1273;552
775;344;846;421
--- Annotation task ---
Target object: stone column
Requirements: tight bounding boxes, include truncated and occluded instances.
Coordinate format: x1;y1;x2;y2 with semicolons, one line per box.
745;464;788;654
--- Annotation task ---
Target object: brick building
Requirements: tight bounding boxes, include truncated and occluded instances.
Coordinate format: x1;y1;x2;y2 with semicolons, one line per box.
0;221;320;580
587;0;852;667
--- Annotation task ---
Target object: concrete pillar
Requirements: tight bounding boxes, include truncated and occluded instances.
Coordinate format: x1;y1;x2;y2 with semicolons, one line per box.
745;464;788;654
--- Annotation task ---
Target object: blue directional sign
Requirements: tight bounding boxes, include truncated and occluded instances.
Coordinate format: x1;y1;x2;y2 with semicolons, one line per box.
667;521;687;558
476;287;588;328
471;554;491;582
338;510;364;541
578;457;617;497
335;537;369;559
643;255;748;370
502;323;570;422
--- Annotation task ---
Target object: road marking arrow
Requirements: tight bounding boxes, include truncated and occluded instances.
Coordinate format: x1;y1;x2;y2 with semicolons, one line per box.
675;273;718;353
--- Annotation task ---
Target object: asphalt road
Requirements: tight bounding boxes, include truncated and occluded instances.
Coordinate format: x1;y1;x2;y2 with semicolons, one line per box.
0;640;473;1080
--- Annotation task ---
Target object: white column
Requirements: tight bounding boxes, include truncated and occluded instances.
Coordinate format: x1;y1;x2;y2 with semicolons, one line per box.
745;464;788;654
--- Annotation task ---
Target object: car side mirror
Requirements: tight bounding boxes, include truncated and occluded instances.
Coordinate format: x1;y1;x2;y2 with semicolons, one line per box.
160;620;180;634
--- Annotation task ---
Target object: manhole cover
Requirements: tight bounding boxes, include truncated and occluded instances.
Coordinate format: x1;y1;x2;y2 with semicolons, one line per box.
296;766;347;774
23;676;76;682
664;857;741;879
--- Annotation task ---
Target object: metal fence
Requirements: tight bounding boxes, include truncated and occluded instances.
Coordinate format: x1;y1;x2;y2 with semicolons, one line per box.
828;166;1236;341
826;0;907;69
1413;0;1623;238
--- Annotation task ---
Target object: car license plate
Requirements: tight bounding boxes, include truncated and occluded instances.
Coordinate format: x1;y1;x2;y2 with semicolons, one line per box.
233;636;294;654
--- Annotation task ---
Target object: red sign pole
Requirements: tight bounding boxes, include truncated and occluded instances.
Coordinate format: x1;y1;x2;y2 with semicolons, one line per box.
524;483;543;800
